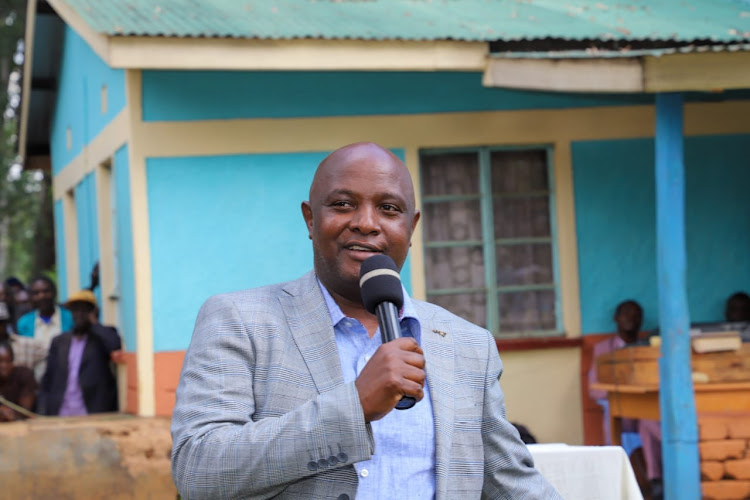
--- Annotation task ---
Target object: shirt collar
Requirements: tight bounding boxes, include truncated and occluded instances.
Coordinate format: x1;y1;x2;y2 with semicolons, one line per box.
317;277;419;328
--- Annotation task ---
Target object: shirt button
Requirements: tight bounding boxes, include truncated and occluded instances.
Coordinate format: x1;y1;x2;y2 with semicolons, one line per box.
364;354;371;362
360;468;369;478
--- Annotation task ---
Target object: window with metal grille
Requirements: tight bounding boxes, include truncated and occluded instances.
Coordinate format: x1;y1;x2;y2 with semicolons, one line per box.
420;146;562;338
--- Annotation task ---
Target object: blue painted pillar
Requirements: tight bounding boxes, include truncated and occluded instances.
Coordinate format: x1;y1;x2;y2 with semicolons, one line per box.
655;92;700;500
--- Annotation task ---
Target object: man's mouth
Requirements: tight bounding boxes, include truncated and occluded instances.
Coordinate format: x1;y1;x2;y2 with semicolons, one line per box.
344;243;382;255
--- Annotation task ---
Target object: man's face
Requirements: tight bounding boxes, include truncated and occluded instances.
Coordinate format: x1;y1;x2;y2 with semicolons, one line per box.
615;303;642;336
69;302;93;333
0;346;12;380
30;280;55;311
302;144;420;301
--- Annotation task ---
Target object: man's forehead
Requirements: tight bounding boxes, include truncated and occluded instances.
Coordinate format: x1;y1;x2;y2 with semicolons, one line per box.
311;144;414;200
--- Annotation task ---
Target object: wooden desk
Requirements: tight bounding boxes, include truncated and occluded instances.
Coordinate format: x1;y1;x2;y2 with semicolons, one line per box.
590;382;750;445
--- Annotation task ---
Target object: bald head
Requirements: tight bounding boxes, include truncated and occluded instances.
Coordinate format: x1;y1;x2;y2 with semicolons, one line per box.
309;142;416;212
301;142;420;303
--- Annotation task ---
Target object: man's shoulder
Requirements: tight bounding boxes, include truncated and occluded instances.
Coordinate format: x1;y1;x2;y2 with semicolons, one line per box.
200;272;316;315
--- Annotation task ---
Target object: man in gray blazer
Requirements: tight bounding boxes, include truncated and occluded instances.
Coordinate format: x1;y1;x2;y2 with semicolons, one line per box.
171;142;561;499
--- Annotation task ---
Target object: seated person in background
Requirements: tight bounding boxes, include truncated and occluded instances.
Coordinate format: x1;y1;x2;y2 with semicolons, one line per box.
725;292;750;342
0;341;37;421
588;300;662;499
39;290;121;417
725;292;750;323
0;302;47;371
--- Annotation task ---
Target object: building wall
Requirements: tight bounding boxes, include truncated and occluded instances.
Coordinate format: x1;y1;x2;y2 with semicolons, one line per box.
74;172;100;302
50;26;125;175
140;70;652;122
501;347;583;445
53;199;67;302
574;134;750;334
113;145;138;354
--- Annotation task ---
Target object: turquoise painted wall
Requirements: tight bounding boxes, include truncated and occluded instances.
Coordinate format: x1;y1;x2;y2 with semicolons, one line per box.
141;71;750;123
53;199;67;302
574;134;750;334
113;146;137;352
50;26;125;175
146;150;413;352
74;173;100;304
141;71;653;122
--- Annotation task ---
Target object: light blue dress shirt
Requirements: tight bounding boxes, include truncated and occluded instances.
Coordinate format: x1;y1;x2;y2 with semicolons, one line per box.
318;281;436;500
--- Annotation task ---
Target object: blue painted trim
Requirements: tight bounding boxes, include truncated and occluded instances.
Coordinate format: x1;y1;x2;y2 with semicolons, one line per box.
655;92;699;500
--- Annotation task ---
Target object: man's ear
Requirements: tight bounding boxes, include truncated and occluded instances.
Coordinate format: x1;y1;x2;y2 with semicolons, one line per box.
301;201;314;239
409;210;421;247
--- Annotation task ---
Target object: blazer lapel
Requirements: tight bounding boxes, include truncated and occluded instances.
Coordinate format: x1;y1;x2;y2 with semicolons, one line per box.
278;271;345;394
415;303;455;500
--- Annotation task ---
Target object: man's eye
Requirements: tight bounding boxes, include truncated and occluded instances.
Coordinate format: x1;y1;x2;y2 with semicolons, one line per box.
381;204;401;212
330;201;352;208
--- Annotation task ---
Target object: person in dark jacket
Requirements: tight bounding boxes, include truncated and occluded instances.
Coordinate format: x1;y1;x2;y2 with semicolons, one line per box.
39;290;121;416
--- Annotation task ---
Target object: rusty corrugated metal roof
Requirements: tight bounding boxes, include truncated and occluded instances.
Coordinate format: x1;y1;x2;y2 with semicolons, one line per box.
61;0;750;43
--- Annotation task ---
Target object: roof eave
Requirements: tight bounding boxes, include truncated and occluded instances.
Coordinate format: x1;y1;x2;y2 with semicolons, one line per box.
483;49;750;93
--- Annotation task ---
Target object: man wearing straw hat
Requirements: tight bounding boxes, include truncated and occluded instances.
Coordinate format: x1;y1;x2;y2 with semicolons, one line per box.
39;290;121;416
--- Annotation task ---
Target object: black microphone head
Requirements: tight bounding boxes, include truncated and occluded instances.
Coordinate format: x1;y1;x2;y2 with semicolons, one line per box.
359;254;404;314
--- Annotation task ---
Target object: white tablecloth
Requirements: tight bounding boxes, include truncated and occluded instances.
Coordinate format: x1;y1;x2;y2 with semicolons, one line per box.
528;444;643;500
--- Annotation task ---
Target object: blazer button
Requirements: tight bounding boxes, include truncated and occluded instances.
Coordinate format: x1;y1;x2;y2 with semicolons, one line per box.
337;452;348;462
307;461;318;471
317;458;329;468
337;495;350;500
328;455;340;466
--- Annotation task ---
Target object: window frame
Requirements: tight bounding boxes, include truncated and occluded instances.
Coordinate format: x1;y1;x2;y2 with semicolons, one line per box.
419;144;563;339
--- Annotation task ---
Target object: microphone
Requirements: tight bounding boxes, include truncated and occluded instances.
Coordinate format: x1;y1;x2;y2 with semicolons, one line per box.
359;254;416;410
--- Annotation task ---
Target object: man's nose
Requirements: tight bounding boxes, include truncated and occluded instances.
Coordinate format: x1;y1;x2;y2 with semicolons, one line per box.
350;206;379;234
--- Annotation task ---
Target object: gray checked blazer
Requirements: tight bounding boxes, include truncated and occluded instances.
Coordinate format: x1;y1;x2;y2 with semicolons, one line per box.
171;271;561;500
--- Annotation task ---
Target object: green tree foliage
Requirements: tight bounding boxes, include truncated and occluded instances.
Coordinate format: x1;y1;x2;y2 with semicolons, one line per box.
0;0;54;283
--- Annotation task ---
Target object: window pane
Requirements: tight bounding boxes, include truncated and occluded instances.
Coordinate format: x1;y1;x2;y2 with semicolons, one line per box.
428;293;487;329
493;197;551;238
496;244;553;286
423;201;482;242
425;246;485;290
421;153;480;196
491;150;548;193
498;290;556;333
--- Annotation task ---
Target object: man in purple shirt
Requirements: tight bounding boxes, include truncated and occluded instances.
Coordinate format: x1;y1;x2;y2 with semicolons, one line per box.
39;290;121;416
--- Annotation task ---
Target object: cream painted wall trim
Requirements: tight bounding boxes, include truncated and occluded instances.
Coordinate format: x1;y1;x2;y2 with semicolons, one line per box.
483;57;643;93
95;164;116;325
125;69;156;417
404;147;426;301
62;191;80;297
19;0;37;162
134;101;750;159
484;51;750;92
553;141;582;337
644;51;750;92
46;0;110;63
52;110;128;200
109;37;489;72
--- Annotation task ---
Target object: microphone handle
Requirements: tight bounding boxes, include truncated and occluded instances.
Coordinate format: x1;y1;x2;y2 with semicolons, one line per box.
375;302;417;410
